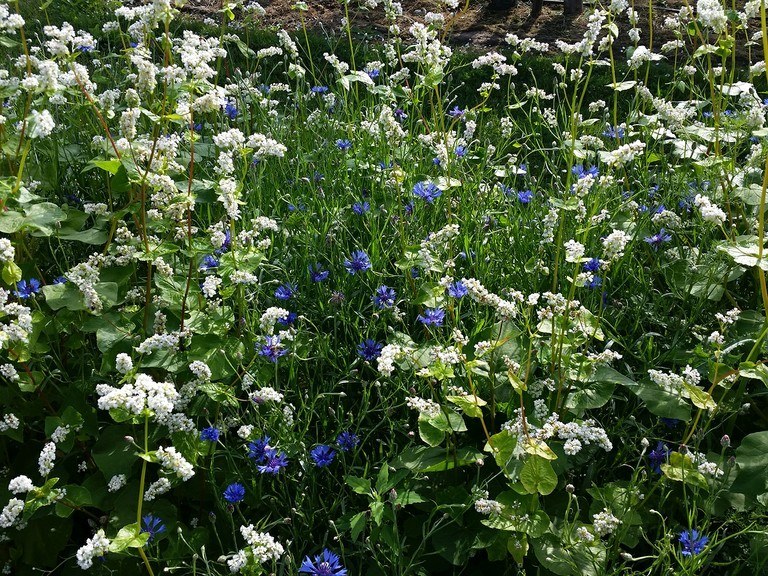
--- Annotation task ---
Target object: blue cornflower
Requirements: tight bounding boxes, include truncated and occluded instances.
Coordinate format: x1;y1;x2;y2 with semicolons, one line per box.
644;229;672;250
679;529;709;556
248;437;272;462
572;164;599;179
223;482;246;503
193;122;203;132
418;308;445;327
311;86;329;94
373;285;396;309
224;100;238;120
214;229;231;255
278;311;298;326
448;105;465;118
393;108;407;121
517;189;533;204
258;336;289;363
357;339;383;361
447;281;468;299
309;263;330;282
366;68;380;79
583;258;601;273
310;445;336;468
200;426;220;442
336;139;352;151
413;181;442;203
432;157;441;166
602;124;625;139
53;276;67;285
344;250;371;274
14;279;41;299
587;276;602;289
455;145;467;157
661;417;681;428
314;171;324;183
648;441;669;474
77;45;94;53
300;549;347;575
336;431;360;452
199;255;219;271
257;449;289;475
678;193;695;212
352;201;370;215
275;283;298;300
141;515;166;544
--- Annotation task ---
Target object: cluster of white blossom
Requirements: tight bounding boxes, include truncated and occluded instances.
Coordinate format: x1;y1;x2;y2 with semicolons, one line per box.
0;498;24;529
144;477;172;501
592;508;621;536
96;373;178;419
228;526;284;573
0;289;33;348
75;529;110;569
156;446;195;481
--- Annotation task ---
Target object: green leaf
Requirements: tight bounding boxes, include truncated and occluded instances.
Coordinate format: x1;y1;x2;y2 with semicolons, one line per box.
482;509;550;537
0;210;24;233
520;456;558;495
109;523;150;552
345;475;372;496
660;452;709;490
24;202;66;236
42;283;86;311
393;446;484;473
2;260;22;284
349;511;366;540
84;159;122;175
730;431;768;501
447;394;486;418
522;437;557;460
418;417;445;447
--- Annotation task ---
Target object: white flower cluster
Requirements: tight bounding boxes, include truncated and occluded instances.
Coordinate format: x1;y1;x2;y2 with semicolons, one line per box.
694;194;726;225
601;229;630;262
251;387;284;404
0;413;19;431
75;529;110;569
474;498;503;516
156;446;195;481
697;0;727;33
564;239;585;263
107;474;127;492
38;442;56;477
115;353;133;374
505;411;612;453
461;277;522;320
0;288;33;348
0;239;15;263
592;508;621;536
0;4;25;33
0;498;24;528
28;109;56;139
259;307;290;334
406;396;441;417
96;373;178;420
144;477;172;501
228;526;284;573
8;475;34;494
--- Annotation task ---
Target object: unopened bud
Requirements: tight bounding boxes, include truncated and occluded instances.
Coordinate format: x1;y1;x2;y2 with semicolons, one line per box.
124;435;134;444
566;484;575;494
640;438;649;449
720;434;730;447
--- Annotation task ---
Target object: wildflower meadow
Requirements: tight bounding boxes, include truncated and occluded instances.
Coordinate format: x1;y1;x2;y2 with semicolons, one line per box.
0;0;768;574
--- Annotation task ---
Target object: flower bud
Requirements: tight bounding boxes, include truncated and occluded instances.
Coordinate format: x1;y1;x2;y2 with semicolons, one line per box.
566;484;575;494
720;434;730;447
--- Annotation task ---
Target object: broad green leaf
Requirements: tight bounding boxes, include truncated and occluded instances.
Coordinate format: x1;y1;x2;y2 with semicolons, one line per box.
109;523;150;552
418;417;445;447
345;475;372;496
520;456;558;495
446;394;485;418
660;452;709;490
730;431;768;500
522;437;557;460
2;260;22;284
349;511;366;540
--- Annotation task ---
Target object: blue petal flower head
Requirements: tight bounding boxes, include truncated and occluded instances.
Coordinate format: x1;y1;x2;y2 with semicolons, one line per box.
311;86;329;94
200;426;220;442
214;229;231;255
366;68;380;79
583;257;601;273
587;276;602;289
571;164;599;179
447;281;468;299
679;529;709;556
335;139;352;151
344;250;371;274
336;431;360;452
418;307;445;327
309;263;330;282
53;276;67;285
448;105;465;118
200;255;219;271
278;311;298;326
644;229;672;250
258;336;289;363
275;283;298;300
648;441;670;474
257;449;288;475
310;445;336;468
352;201;370;215
141;515;166;543
412;181;442;203
14;279;41;299
602;124;625;139
455;145;467;157
393;108;407;121
517;189;533;204
373;285;396;309
224;100;238;120
223;482;246;503
248;436;272;462
299;549;347;576
357;339;383;361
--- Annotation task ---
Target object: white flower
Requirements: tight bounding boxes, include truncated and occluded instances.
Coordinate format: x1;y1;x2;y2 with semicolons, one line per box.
0;498;24;528
8;475;34;494
28;109;55;139
564;240;585;263
144;477;172;501
39;442;56;477
107;474;127;492
592;508;621;536
76;529;110;569
156;446;194;481
115;353;133;374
